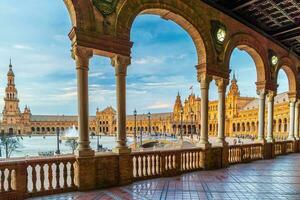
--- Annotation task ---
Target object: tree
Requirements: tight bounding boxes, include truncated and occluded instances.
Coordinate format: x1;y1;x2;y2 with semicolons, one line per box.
0;135;21;158
65;139;78;154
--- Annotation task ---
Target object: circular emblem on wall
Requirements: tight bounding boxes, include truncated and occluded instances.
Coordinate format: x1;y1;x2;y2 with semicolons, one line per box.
92;0;119;16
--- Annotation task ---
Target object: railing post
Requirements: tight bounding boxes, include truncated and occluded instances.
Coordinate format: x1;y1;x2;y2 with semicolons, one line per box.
160;152;166;176
118;154;133;185
263;142;275;159
221;145;229;168
175;151;181;175
15;161;27;199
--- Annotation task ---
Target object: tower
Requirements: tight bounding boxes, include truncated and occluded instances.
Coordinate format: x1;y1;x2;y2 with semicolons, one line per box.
228;72;240;97
226;72;239;119
2;59;21;132
173;92;183;121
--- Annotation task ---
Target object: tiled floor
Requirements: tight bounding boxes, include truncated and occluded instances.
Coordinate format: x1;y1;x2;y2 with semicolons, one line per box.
31;154;300;199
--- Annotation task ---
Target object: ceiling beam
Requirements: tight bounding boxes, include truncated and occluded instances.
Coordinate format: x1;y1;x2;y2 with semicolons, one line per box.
232;0;260;11
272;26;300;37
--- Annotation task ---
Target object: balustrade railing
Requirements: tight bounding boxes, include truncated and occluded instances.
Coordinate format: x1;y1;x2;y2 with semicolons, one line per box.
132;147;204;180
229;143;263;164
0;155;76;199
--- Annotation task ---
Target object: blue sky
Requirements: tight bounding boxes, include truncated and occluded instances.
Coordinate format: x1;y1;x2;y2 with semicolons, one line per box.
0;1;288;115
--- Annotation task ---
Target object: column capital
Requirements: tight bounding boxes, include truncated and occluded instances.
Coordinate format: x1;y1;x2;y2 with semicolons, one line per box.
111;55;131;76
267;91;276;101
72;45;93;69
256;89;266;98
215;78;229;92
197;73;212;89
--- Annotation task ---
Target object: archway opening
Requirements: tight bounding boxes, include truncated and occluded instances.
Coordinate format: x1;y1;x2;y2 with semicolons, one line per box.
275;68;293;140
228;47;262;141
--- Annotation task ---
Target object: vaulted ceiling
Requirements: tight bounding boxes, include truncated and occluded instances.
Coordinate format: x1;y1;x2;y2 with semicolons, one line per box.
205;0;300;58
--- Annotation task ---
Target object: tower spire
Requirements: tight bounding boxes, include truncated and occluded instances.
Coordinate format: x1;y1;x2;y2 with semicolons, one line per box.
232;70;237;82
9;58;12;69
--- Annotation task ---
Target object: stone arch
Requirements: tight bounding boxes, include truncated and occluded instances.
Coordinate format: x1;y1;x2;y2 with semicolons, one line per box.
224;33;269;83
275;57;298;94
63;0;95;31
115;1;213;65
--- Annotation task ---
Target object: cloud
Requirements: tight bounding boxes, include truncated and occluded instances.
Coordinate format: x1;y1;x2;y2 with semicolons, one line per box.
89;72;104;78
13;44;33;50
147;102;172;109
133;56;165;65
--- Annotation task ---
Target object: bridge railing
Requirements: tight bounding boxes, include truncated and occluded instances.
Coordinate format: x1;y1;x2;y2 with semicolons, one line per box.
228;143;263;164
0;155;76;199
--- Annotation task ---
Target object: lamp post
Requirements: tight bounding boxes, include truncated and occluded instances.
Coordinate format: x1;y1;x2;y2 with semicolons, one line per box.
133;109;137;148
97;132;100;151
148;112;151;136
190;110;194;141
55;128;60;155
140;119;143;147
180;107;184;141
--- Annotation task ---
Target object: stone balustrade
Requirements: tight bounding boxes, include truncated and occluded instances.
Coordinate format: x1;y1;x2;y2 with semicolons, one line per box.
0;140;300;199
132;148;206;181
228;143;263;164
0;155;76;199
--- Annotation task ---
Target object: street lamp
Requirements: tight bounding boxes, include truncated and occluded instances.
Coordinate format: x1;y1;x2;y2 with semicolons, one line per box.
56;128;60;154
190;110;194;141
133;109;137;148
97;132;100;151
147;112;151;136
140;119;143;147
180;107;184;141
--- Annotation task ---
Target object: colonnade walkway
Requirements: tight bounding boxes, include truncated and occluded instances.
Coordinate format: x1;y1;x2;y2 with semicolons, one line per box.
33;153;300;200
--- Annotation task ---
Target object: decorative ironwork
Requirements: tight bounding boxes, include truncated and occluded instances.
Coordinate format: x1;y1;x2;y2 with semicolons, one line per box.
93;0;119;16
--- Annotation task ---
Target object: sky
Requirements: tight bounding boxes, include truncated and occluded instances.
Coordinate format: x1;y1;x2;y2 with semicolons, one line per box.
0;1;289;116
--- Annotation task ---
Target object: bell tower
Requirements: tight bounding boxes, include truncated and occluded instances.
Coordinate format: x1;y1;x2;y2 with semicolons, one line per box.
173;92;183;121
2;59;21;127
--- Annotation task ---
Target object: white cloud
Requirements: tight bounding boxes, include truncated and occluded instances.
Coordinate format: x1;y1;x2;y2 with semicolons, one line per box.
133;56;164;65
89;72;104;78
13;44;33;50
147;102;172;109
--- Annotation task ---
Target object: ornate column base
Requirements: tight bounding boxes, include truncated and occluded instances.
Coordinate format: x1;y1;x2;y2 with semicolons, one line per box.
215;139;228;147
258;138;267;144
266;137;275;143
197;141;211;149
75;148;95;157
287;136;296;141
113;146;131;154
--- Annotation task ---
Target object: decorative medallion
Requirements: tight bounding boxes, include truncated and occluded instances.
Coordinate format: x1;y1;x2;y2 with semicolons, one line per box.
268;49;279;80
211;20;227;45
211;20;227;63
268;49;279;67
92;0;119;16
